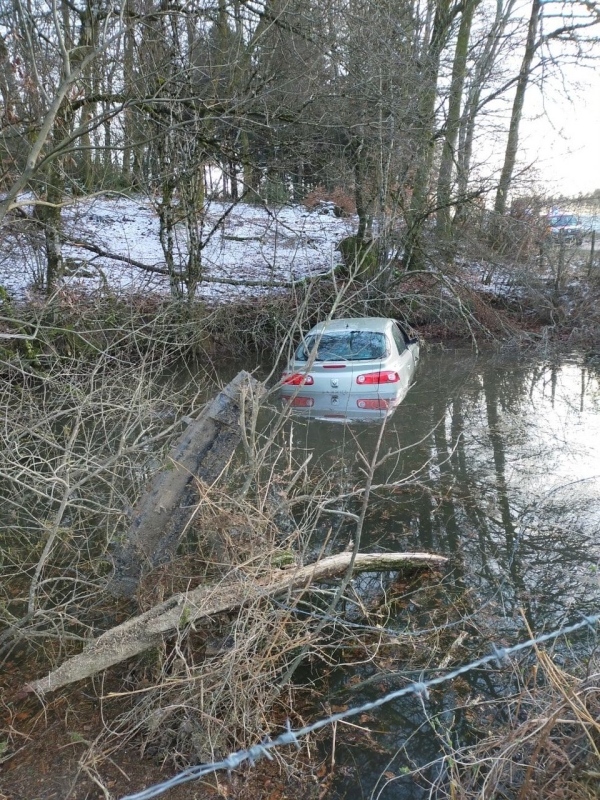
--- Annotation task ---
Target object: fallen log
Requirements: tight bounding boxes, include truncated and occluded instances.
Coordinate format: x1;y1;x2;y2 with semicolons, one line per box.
109;371;264;597
24;551;446;697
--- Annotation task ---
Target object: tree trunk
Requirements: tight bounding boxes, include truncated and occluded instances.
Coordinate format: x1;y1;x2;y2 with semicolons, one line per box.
353;139;370;244
38;121;67;293
403;0;454;271
0;32;21;124
109;371;264;597
76;3;97;192
181;160;205;299
23;551;447;697
122;2;135;182
493;0;541;218
436;0;481;239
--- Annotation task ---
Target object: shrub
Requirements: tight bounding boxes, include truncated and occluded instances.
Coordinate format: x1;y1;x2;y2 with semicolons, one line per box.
303;186;356;216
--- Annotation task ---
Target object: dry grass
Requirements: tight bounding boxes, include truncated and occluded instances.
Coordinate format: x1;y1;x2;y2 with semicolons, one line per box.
404;645;600;800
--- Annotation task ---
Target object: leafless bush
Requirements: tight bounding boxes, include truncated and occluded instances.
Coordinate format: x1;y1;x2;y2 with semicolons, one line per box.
303;187;356;216
0;299;214;665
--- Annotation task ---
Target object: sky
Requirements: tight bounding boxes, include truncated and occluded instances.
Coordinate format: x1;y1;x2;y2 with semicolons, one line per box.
512;0;600;198
521;66;600;197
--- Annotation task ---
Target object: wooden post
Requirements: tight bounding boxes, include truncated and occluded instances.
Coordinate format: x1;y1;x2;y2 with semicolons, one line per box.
555;233;565;295
588;229;596;277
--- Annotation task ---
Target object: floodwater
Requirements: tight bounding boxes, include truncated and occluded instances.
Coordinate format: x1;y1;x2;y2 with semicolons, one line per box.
277;346;600;799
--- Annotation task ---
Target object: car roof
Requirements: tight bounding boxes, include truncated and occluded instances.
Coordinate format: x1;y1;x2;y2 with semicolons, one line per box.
307;317;394;335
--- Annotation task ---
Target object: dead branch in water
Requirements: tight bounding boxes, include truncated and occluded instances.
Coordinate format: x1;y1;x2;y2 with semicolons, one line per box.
23;551;446;697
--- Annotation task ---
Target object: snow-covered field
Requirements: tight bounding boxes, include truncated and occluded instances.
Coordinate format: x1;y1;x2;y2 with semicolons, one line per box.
0;195;356;301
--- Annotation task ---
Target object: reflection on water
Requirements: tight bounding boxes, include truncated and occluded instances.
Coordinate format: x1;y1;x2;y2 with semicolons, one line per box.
282;347;600;798
281;382;410;422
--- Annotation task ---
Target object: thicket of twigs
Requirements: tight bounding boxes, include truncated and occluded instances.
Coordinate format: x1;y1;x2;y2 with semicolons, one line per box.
0;302;201;654
0;285;425;766
1;273;599;798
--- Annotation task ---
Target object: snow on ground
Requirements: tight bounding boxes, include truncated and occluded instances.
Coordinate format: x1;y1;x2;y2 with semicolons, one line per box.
0;195;356;301
459;258;525;298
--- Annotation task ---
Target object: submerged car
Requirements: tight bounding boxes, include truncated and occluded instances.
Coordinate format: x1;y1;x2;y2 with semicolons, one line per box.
546;214;584;245
280;317;420;421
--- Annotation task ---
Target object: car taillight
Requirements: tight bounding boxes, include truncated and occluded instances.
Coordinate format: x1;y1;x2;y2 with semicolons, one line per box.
282;373;314;386
282;395;314;408
356;371;399;385
357;398;389;409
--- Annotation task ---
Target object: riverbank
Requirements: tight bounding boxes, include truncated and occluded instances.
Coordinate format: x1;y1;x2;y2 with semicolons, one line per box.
3;194;600;363
2;251;600;378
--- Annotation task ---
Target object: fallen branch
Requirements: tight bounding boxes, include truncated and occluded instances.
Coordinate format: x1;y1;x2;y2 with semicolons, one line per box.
23;551;446;697
64;235;169;275
61;234;328;287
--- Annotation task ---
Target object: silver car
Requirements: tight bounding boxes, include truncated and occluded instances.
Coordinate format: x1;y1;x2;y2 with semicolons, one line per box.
280;317;420;421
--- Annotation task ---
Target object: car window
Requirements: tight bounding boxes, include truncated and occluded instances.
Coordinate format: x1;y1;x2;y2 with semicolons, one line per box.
391;324;407;354
549;215;577;227
296;331;388;361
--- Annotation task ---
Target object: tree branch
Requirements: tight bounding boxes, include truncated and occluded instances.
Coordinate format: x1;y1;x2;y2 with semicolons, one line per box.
21;551;446;698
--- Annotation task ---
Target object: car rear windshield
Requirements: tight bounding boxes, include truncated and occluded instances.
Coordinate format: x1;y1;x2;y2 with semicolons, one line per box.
296;331;388;361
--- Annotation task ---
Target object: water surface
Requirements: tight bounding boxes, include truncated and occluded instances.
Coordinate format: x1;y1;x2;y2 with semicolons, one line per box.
280;346;600;798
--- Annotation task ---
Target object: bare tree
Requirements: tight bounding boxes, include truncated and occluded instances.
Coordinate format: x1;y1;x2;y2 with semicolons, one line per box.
493;0;542;219
436;0;482;240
